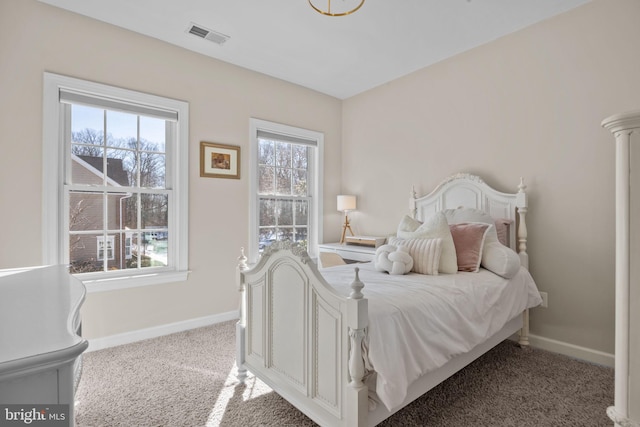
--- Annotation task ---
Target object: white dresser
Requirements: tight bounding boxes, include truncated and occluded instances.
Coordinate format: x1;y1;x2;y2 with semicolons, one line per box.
0;265;88;425
602;110;640;427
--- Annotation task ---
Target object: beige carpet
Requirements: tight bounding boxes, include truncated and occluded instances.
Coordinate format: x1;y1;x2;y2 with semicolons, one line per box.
75;320;613;426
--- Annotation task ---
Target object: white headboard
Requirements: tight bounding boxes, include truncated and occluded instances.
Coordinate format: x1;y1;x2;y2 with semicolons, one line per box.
410;173;528;267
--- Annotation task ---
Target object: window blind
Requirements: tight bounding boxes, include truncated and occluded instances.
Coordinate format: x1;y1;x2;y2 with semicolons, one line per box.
59;89;178;121
257;129;317;146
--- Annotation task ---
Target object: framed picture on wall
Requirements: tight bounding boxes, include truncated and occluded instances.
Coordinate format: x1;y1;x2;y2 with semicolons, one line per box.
200;141;240;179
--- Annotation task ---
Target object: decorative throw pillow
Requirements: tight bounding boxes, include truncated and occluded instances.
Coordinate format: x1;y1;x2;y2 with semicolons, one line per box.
442;207;499;244
374;244;413;275
494;218;514;247
396;213;457;274
482;241;521;279
388;237;442;275
448;223;491;272
443;207;521;278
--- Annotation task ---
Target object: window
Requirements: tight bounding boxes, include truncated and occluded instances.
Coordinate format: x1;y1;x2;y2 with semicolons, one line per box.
249;119;323;263
43;73;189;291
96;236;115;261
124;234;133;259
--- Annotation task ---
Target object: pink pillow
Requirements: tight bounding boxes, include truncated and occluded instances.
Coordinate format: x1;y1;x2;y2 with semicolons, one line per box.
449;223;491;272
494;218;513;247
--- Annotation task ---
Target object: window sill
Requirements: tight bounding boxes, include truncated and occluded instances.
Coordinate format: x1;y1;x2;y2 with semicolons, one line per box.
81;270;190;293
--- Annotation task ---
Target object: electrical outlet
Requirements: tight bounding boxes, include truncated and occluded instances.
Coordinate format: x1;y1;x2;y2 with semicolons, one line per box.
539;292;548;308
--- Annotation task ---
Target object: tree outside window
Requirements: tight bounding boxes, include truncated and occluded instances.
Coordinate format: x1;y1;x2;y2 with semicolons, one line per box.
249;119;323;263
257;139;310;252
43;72;189;290
67;105;169;274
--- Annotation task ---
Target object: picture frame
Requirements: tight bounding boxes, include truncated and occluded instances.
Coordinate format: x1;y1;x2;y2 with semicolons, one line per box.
200;141;240;179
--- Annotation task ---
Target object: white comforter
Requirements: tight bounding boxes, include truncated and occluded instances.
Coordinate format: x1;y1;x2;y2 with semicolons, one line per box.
320;262;542;411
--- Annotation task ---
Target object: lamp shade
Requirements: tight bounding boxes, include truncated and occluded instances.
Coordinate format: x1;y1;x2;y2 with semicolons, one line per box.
337;195;356;212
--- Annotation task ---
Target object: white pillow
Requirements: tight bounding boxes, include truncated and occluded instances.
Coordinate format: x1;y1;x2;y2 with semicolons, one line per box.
442;207;521;278
482;241;521;279
374;244;413;275
396;213;457;274
388;237;442;275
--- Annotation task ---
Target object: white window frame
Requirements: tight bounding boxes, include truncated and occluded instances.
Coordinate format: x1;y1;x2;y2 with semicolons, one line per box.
42;72;189;292
249;118;324;264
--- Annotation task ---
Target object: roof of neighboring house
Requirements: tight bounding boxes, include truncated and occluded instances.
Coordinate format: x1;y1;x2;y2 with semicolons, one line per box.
77;155;129;186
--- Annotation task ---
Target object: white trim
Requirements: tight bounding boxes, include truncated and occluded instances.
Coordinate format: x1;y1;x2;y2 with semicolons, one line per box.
527;333;615;368
42;75;65;264
42;72;189;290
83;269;190;293
86;310;239;352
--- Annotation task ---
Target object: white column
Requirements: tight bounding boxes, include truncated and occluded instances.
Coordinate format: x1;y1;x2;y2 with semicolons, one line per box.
602;111;640;427
614;129;631;424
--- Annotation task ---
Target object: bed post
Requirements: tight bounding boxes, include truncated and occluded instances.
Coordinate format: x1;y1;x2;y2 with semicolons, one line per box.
516;177;529;269
347;267;369;427
236;248;249;383
516;178;531;347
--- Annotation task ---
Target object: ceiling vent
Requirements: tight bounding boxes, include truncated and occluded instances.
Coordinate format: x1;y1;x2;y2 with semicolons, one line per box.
186;23;230;45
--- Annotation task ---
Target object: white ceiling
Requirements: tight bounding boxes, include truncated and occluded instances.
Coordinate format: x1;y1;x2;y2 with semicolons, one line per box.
38;0;591;99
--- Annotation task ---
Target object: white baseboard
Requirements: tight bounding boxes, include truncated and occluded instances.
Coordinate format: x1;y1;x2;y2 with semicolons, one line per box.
527;333;615;368
86;310;239;352
86;314;615;369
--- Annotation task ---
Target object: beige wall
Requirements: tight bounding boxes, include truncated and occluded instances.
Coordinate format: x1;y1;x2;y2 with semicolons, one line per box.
342;0;640;354
0;0;343;339
2;0;637;356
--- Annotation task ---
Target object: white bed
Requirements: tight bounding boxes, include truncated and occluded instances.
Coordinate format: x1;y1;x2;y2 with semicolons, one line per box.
235;173;541;426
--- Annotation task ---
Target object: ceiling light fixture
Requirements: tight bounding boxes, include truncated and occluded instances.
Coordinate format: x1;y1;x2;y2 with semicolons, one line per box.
308;0;365;17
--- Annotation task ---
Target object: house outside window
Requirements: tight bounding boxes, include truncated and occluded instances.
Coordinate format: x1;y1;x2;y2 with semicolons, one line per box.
43;73;189;291
249;119;323;263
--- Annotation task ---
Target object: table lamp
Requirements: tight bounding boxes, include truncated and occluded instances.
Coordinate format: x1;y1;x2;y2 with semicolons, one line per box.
337;195;356;244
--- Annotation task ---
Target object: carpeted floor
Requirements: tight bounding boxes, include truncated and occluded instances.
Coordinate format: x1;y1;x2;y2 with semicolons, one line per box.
75;320;613;427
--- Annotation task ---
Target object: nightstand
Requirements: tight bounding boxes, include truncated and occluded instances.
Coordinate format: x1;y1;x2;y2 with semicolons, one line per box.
318;242;377;265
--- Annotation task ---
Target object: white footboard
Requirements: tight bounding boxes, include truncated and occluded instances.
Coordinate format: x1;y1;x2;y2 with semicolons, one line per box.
236;242;369;427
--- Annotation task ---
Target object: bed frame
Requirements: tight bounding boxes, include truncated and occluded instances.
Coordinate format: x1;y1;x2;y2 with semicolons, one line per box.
235;173;529;426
